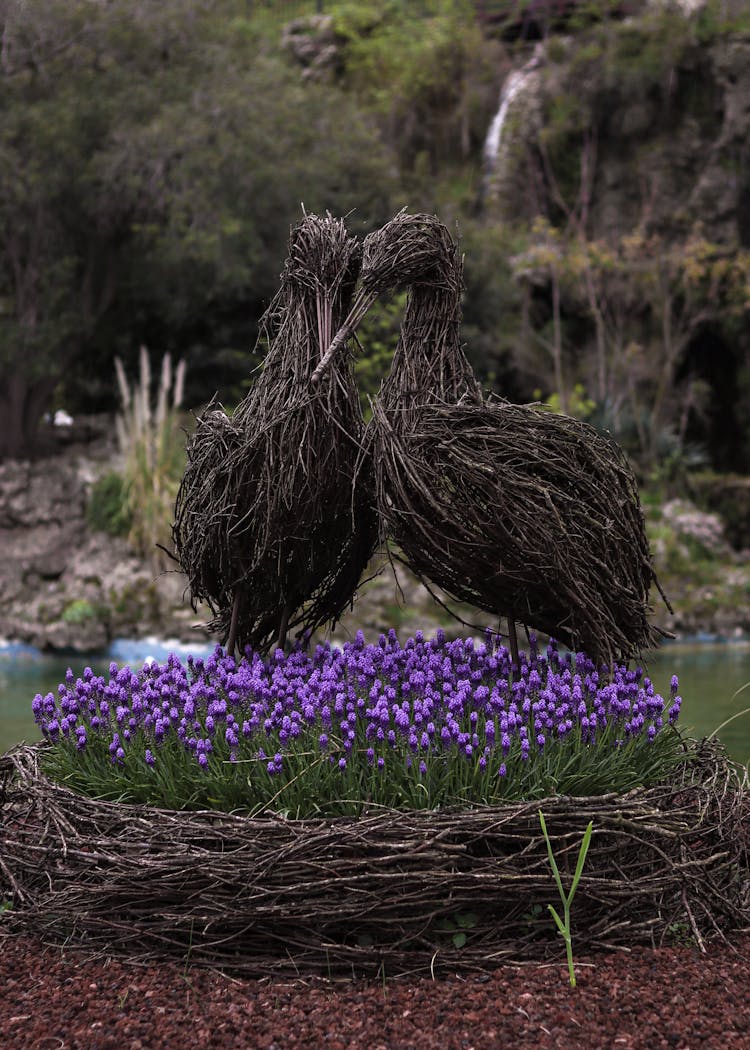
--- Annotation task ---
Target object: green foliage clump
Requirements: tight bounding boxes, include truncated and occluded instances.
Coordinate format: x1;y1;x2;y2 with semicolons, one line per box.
692;0;750;43
334;0;498;179
534;383;596;421
61;599;100;626
87;472;132;538
354;292;407;413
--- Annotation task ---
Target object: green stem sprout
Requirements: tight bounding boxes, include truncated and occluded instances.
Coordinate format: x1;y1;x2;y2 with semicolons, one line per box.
538;809;594;988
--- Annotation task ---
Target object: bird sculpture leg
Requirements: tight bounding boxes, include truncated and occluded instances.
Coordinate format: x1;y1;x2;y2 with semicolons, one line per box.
226;591;241;659
277;604;291;653
507;614;520;673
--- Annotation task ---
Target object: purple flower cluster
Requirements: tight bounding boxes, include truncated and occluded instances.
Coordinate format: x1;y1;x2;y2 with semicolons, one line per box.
32;630;681;790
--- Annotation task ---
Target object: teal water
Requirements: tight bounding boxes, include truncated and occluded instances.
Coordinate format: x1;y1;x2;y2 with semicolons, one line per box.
0;638;214;756
1;638;749;765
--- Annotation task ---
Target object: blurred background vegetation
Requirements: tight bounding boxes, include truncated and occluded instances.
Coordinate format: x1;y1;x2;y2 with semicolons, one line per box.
1;0;749;500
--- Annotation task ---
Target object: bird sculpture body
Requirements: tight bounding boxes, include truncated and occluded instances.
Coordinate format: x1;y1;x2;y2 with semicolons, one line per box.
172;213;377;655
315;211;667;665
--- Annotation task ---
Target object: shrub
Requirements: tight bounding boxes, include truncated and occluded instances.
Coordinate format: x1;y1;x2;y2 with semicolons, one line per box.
61;600;100;626
86;471;132;538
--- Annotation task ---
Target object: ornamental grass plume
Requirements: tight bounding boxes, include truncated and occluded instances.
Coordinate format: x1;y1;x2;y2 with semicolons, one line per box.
36;630;686;816
114;346;186;570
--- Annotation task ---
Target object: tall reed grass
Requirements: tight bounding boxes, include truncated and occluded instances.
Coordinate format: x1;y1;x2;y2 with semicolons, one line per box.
114;346;186;569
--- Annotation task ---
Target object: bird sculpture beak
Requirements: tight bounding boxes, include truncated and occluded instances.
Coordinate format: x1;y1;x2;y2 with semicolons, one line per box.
310;286;379;386
314;291;334;371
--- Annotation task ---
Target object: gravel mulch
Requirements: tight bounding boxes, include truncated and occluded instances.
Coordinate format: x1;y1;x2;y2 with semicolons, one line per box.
1;932;749;1049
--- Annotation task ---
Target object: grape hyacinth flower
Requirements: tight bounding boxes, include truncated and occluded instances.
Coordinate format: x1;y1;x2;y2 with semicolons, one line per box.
34;629;685;814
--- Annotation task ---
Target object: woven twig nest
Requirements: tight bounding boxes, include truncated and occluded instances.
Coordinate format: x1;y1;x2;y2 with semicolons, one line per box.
1;741;747;978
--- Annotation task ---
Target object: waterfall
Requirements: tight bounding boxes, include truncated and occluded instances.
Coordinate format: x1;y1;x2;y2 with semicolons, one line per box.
482;45;545;201
483;68;532;168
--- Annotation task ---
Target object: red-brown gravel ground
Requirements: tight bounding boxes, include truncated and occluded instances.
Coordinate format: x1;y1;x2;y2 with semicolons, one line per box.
1;932;748;1049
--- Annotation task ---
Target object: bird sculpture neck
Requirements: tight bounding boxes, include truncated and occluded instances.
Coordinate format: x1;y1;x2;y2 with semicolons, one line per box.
381;278;481;412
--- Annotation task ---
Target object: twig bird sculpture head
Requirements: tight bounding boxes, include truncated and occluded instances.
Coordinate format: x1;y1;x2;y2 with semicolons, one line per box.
172;212;377;656
311;211;478;405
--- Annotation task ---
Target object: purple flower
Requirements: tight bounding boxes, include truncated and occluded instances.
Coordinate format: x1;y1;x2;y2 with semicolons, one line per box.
669;696;682;725
33;631;682;804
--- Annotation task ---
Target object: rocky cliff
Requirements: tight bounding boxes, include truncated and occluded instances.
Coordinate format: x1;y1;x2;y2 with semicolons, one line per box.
0;424;209;653
482;5;750;245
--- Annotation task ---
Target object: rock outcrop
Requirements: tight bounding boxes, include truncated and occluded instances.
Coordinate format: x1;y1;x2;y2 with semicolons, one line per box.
482;9;750;247
0;429;211;653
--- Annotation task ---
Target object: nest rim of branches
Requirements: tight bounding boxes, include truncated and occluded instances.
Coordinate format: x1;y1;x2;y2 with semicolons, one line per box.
1;738;747;979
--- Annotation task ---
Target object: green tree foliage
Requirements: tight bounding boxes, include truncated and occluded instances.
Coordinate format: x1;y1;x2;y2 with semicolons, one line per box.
334;0;500;189
2;0;748;481
512;220;750;469
0;0;398;459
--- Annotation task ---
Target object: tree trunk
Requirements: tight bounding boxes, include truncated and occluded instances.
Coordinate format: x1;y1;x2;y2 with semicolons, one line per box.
551;269;567;414
0;373;57;461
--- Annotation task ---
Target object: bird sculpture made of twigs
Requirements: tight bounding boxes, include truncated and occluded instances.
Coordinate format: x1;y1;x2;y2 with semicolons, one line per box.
172;212;378;655
314;211;669;665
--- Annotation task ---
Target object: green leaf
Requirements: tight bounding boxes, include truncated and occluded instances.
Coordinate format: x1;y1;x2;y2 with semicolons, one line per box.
451;931;467;949
547;904;567;937
538;810;566;899
568;821;594;903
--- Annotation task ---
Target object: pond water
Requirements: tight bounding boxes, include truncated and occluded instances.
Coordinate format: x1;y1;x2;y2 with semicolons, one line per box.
1;637;749;766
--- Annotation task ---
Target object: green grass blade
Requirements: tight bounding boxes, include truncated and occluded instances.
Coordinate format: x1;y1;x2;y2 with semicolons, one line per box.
708;706;750;740
730;680;750;703
568;820;594;903
547;903;567;937
538;810;566;901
